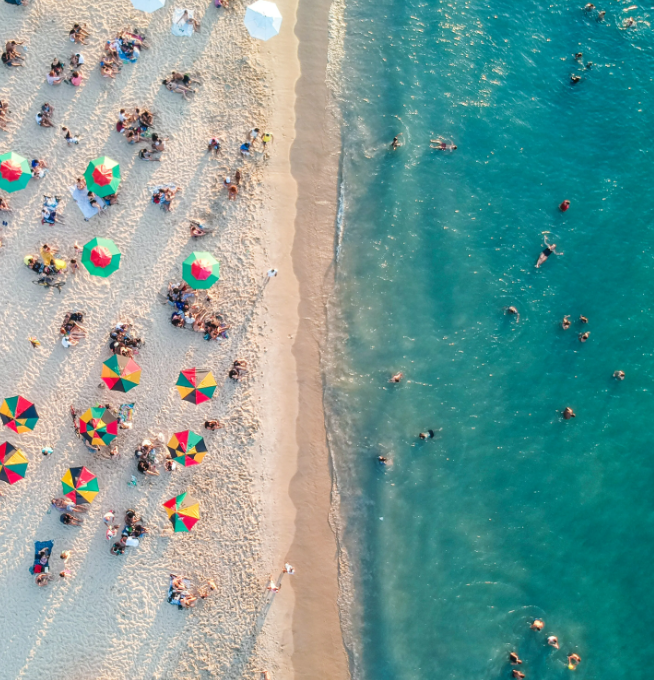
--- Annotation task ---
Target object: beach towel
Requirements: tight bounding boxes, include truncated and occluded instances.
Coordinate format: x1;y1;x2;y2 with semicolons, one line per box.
30;540;54;575
118;403;135;429
69;185;98;220
118;46;140;63
171;9;195;37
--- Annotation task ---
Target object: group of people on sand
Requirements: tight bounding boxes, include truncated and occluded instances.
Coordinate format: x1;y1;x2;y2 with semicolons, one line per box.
108;322;142;357
168;573;217;609
101;28;149;77
167;281;231;340
105;508;149;555
117;107;168;164
24;242;71;279
2;39;24;67
46;52;83;88
33;547;75;586
509;619;582;678
75;175;118;215
60;311;87;347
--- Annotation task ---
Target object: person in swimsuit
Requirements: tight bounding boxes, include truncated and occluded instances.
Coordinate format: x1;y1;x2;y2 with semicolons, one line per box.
535;235;562;268
531;618;544;630
389;372;403;383
579;332;590;343
509;652;522;665
613;370;625;380
562;315;571;329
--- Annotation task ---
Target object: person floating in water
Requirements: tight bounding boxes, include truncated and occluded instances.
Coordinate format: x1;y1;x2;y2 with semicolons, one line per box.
583;2;595;9
568;653;581;670
377;455;388;466
531;619;545;630
430;139;457;151
570;74;581;84
419;430;435;440
562;315;571;329
559;199;570;212
389;372;403;383
509;652;522;665
579;331;590;343
548;635;560;649
535;234;563;268
562;407;576;420
573;52;583;61
512;671;525;679
391;135;401;150
506;306;520;321
579;315;588;324
613;370;625;380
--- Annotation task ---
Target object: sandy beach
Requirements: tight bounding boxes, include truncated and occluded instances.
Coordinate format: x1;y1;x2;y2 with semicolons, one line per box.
0;0;347;677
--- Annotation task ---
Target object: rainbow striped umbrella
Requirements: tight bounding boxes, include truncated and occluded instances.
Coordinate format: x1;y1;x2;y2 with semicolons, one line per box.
163;491;200;532
175;368;216;404
79;407;118;447
61;466;99;504
0;396;39;433
167;430;207;467
0;442;28;484
101;355;141;392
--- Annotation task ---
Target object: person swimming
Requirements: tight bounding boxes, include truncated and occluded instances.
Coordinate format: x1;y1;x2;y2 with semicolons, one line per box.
430;139;457;150
535;235;563;268
579;331;590;343
419;430;435;440
389;372;403;383
562;315;571;329
391;135;401;150
567;653;581;670
509;652;522;665
507;306;520;321
548;635;560;649
559;199;570;211
613;370;625;380
531;618;545;630
562;407;576;420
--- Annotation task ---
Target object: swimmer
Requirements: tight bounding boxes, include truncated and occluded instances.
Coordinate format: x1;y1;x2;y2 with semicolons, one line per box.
512;672;525;679
559;199;570;212
623;16;635;27
562;315;571;329
579;331;590;343
573;52;583;61
535;235;563;268
584;3;595;9
613;370;625;380
507;306;520;321
430;139;457;150
548;635;560;649
419;430;435;440
531;619;545;630
579;315;588;323
585;62;592;69
391;135;401;150
571;74;581;84
509;652;522;665
562;407;576;420
567;653;581;670
377;455;388;465
597;10;605;19
389;372;403;383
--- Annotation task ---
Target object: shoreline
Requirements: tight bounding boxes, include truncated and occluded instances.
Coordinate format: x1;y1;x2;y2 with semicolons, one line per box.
257;0;350;675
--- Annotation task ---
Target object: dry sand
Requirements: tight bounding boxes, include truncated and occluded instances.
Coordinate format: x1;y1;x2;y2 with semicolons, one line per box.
0;0;347;677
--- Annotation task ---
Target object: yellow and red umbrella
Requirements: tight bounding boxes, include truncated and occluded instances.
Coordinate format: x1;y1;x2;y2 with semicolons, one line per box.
162;491;200;532
101;355;141;392
0;442;28;484
0;395;39;433
167;430;207;466
79;407;118;447
175;368;217;404
61;466;99;504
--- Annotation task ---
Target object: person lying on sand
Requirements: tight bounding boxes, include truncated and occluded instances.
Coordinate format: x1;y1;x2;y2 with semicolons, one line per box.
69;23;90;45
51;497;88;513
189;220;210;238
0;197;10;211
171;71;199;86
204;420;223;430
162;78;195;100
36;573;53;587
0;100;10;130
60;512;83;526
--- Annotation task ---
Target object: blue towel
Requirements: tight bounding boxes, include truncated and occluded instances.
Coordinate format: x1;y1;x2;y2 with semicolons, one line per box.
30;540;54;574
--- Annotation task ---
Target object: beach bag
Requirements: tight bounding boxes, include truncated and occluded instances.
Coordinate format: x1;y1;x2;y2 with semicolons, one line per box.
54;258;67;271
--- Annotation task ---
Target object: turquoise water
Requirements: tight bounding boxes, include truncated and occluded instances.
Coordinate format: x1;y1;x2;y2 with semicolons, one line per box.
327;1;654;678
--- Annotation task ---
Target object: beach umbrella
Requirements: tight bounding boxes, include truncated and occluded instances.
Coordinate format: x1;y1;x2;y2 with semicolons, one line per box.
0;152;31;193
61;466;99;504
167;430;207;466
81;237;121;278
83;156;120;197
0;396;39;433
79;407;118;447
163;491;200;531
101;355;141;393
244;0;282;40
182;252;220;289
131;0;165;11
0;442;28;484
176;368;217;404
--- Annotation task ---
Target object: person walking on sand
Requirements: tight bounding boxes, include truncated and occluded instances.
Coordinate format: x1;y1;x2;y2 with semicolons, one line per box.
266;577;280;593
283;563;295;575
535;234;563;268
264;268;278;286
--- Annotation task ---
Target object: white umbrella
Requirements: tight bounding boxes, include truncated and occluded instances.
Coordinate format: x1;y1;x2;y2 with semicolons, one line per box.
244;0;282;41
131;0;165;12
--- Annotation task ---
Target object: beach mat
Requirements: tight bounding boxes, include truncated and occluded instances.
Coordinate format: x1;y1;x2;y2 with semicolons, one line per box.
172;9;194;37
30;540;53;574
69;185;98;220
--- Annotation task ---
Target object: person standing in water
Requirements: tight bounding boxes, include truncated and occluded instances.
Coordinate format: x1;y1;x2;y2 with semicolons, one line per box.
559;199;570;212
535;234;563;268
391;135;401;150
419;430;435;440
562;315;571;329
506;306;520;321
531;619;545;630
562;407;576;420
613;370;625;380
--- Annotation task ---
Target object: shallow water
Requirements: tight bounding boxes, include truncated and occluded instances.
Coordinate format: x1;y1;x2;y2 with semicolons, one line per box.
327;1;654;678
